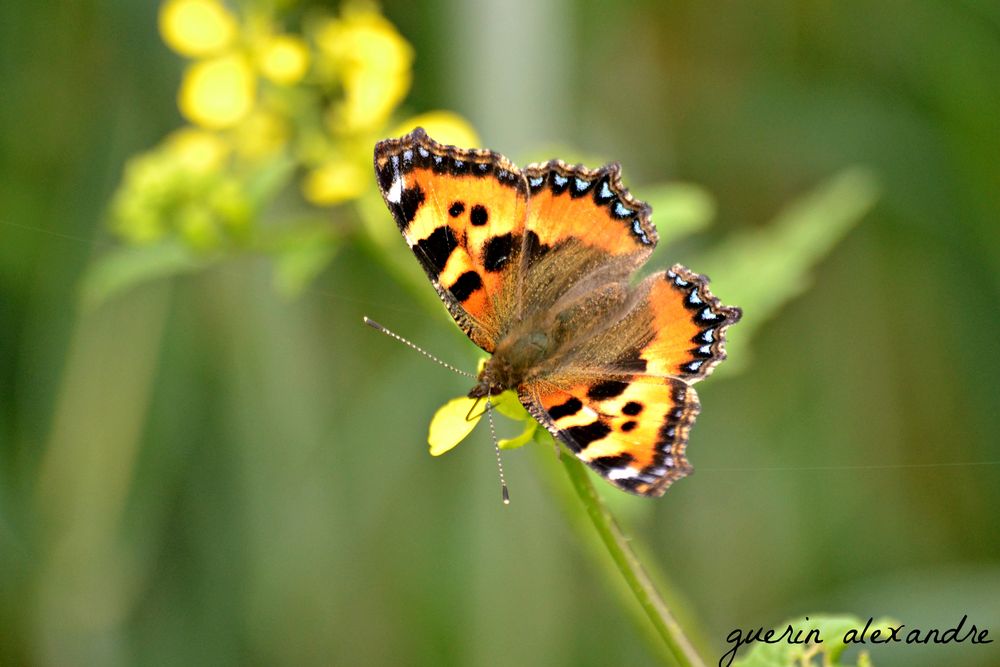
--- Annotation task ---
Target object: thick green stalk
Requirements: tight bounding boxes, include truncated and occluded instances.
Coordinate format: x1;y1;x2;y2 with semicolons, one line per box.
559;454;707;667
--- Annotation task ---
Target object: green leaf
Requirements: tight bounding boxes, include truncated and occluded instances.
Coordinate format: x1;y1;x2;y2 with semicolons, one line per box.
730;614;895;667
694;167;879;372
80;242;211;309
640;181;716;247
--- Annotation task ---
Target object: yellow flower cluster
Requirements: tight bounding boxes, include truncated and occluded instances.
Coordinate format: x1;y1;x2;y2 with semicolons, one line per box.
110;128;250;248
110;0;477;253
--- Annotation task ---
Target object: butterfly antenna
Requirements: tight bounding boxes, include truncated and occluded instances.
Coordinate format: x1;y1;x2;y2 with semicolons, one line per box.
363;317;475;378
485;396;510;505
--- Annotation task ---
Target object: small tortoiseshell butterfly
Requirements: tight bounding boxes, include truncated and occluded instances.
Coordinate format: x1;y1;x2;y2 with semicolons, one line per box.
374;128;741;497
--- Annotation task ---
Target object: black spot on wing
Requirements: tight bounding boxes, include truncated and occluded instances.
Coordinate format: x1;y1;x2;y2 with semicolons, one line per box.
548;396;582;420
449;270;482;302
591;453;635;470
586;380;629;400
522;230;551;267
376;161;395;192
565;421;611;452
416;225;458;276
621;420;638;432
483;233;514;272
616;346;648;373
622;401;643;416
396;184;425;232
448;201;465;217
470;204;488;226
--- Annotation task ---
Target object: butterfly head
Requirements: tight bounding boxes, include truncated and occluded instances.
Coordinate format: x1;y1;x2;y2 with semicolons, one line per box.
468;329;550;399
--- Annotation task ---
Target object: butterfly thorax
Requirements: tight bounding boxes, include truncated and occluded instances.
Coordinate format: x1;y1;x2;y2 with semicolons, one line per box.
468;329;551;398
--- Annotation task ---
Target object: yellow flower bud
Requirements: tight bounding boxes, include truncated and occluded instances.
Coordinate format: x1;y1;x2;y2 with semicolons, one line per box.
165;127;229;172
178;204;221;250
301;160;367;206
314;11;413;132
258;34;310;85
232;110;288;160
179;54;256;129
159;0;238;57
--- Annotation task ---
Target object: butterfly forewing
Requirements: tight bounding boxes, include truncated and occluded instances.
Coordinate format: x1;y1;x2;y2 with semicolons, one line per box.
374;129;529;352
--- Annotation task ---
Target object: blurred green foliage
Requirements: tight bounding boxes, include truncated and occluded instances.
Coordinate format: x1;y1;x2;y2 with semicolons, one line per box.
2;1;999;667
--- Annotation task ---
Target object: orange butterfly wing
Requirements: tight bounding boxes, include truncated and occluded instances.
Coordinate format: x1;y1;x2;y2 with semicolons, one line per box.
523;160;656;257
519;266;740;496
374;129;529;352
521;378;700;496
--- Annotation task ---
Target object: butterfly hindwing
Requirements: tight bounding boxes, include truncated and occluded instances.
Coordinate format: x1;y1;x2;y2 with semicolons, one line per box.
374;129;529;352
520;377;700;496
641;265;742;381
517;265;739;496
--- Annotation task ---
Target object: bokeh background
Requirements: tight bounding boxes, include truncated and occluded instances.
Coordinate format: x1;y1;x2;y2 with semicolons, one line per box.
2;1;999;666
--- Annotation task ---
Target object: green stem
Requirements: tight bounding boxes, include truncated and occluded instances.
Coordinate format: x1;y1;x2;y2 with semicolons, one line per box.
559;454;706;667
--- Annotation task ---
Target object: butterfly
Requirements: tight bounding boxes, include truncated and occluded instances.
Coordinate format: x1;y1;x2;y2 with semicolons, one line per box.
373;128;741;497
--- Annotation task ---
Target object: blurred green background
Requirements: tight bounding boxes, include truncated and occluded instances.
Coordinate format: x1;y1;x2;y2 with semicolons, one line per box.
2;1;999;666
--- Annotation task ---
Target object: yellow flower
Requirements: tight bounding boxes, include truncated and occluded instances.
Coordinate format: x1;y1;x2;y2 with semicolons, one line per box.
302;159;367;206
232;110;288;160
178;203;222;249
257;34;310;85
314;10;413;132
428;397;481;456
164;127;229;172
179;53;256;129
159;0;238;57
391;111;480;148
427;389;537;457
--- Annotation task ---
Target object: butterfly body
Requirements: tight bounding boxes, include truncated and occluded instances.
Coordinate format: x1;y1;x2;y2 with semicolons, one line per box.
375;128;741;497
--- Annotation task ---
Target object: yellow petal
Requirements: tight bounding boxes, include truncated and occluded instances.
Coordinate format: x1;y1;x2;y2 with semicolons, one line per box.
391;111;479;148
314;10;413;132
258;34;310;85
301;160;367;206
498;420;537;450
164;127;229;172
492;390;530;422
159;0;238;58
232;110;287;160
179;54;256;129
428;396;481;456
